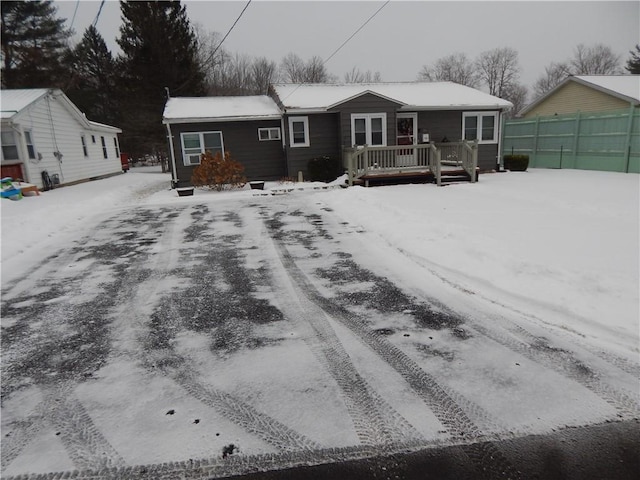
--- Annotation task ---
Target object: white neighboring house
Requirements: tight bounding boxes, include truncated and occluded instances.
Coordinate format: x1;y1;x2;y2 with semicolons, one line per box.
1;88;122;189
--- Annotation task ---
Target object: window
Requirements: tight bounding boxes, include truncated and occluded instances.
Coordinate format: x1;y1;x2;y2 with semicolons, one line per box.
288;117;309;147
113;137;120;158
180;131;224;166
91;135;96;143
351;113;387;146
258;127;281;141
101;136;108;158
1;130;18;160
24;131;36;159
462;112;499;143
81;135;88;156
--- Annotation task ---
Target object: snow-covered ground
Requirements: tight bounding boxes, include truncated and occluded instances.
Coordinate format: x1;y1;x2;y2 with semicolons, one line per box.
3;167;638;357
1;167;638;478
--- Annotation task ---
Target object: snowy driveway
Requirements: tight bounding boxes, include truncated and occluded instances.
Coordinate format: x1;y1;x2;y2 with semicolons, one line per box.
1;175;638;479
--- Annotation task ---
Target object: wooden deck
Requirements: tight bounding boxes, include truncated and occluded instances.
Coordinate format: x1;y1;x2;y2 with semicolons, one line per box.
356;167;479;187
345;141;479;187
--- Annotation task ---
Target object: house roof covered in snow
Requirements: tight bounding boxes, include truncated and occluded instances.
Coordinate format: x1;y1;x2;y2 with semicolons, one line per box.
0;89;49;119
271;82;513;112
163;95;282;123
520;75;640;116
0;88;121;132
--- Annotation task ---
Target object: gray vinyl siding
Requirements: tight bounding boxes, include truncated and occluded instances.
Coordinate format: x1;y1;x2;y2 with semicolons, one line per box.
169;119;286;185
330;93;402;148
417;110;499;170
284;113;341;179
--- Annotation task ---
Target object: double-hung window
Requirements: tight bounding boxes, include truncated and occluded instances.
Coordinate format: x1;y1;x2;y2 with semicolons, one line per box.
288;117;309;147
81;135;88;156
462;112;498;143
1;130;19;160
351;113;387;146
113;137;120;158
181;131;224;166
101;136;108;158
24;131;36;159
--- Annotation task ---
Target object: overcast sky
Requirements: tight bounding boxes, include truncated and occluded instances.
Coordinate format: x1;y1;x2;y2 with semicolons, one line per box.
54;0;639;90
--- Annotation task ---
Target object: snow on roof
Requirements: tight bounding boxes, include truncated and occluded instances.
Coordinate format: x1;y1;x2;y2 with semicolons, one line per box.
574;75;640;103
163;95;282;123
272;82;513;111
0;89;48;119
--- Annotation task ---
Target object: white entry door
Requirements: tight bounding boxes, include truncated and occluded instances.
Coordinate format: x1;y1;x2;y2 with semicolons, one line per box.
396;113;417;166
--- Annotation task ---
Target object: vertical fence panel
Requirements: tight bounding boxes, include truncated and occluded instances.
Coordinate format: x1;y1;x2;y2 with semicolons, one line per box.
503;108;639;173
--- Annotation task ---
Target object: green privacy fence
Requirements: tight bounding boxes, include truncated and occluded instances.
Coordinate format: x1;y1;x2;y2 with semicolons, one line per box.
502;106;640;173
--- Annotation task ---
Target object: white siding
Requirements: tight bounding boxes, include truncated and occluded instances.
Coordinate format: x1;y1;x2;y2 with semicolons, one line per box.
11;94;121;188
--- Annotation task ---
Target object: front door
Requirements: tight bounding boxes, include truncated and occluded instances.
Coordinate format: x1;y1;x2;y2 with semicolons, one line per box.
396;113;417;166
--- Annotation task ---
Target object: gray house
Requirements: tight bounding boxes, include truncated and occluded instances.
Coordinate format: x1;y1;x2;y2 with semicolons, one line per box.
163;82;512;186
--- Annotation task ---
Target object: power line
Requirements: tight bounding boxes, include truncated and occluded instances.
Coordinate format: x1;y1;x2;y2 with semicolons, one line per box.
91;0;106;28
69;0;80;31
280;0;391;102
203;0;252;67
322;1;390;68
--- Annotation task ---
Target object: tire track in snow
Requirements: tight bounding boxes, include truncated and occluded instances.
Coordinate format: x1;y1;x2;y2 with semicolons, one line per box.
267;233;424;446
262;209;521;479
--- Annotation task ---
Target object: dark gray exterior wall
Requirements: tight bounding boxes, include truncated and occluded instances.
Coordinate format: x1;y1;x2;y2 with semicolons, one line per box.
168;119;286;185
329;93;403;148
283;113;341;179
417;110;500;171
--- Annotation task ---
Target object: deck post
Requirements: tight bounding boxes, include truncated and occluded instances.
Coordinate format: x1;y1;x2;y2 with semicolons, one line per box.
472;139;478;183
344;147;355;186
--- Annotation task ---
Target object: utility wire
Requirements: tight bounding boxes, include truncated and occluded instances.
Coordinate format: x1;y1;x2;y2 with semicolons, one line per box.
280;0;391;103
69;0;80;31
91;0;106;28
203;0;252;67
322;0;390;68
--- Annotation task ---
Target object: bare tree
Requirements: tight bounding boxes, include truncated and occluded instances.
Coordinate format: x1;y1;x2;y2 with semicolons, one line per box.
344;66;382;83
501;82;528;118
280;53;336;83
193;23;226;85
417;53;479;87
532;62;572;99
476;47;520;98
280;52;306;83
251;56;279;94
570;43;622;75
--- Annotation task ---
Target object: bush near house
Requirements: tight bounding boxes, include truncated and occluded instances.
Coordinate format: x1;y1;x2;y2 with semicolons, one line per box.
307;156;342;182
191;151;246;191
504;154;529;171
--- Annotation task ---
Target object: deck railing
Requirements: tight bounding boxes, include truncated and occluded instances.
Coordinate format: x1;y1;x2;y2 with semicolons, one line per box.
345;140;477;186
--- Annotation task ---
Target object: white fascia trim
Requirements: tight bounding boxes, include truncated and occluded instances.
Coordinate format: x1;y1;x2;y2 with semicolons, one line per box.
163;115;282;124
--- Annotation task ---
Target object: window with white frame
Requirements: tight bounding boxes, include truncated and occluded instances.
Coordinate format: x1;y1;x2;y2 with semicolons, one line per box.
24;130;36;159
258;127;281;141
101;136;108;158
462;112;498;143
1;130;18;160
113;137;120;158
180;131;224;166
81;135;88;157
351;113;387;146
288;117;309;147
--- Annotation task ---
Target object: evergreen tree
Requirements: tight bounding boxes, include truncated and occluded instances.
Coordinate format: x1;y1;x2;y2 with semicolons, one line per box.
116;0;205;158
626;45;640;74
1;0;72;88
65;26;117;126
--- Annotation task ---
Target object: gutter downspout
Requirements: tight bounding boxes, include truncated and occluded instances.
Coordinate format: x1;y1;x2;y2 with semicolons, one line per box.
165;122;178;188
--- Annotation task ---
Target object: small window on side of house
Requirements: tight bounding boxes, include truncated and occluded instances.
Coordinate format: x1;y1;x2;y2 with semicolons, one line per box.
258;127;281;141
81;135;88;156
24;130;36;159
113;137;120;158
288;117;309;147
101;136;108;158
462;112;498;143
92;135;96;143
